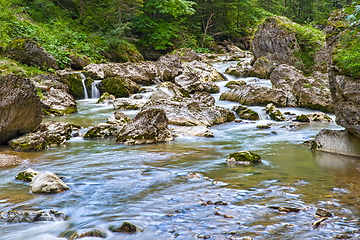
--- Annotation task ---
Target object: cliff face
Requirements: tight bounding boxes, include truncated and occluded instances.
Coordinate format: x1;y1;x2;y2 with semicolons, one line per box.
326;10;360;138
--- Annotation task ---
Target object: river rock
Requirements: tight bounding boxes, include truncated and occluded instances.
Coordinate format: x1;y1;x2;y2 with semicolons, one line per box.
107;110;131;125
16;168;40;182
84;62;157;86
156;54;183;82
203;81;220;93
0;210;66;223
226;151;262;165
97;92;116;104
225;80;246;89
0;74;43;144
41;88;78;116
113;98;148;110
183;60;224;82
295;114;310;122
265;103;285;121
109;222;139;234
8;121;74;151
151;82;190;101
174;72;203;93
292;75;333;112
172;48;201;62
116;109;174;145
225;62;251;78
307;112;333;122
99;77;140;98
270;64;304;94
232;105;259;120
68;52;91;70
220;85;287;107
59;72;87;99
172;126;214;137
104;62;157;85
312;129;360;158
6;37;59;70
249;56;275;79
30;171;69;193
84;111;130;139
142;92;234;126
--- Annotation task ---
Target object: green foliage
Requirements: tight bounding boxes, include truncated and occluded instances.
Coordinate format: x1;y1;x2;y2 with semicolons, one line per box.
334;2;360;77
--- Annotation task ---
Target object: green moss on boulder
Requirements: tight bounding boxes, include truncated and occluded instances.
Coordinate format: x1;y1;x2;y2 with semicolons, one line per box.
226;151;262;165
296;114;310;122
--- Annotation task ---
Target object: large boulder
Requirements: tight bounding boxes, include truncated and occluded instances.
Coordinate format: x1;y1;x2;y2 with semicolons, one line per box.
6;37;59;70
270;64;304;94
225;61;251;78
172;48;201;62
99;77;140;98
57;72;89;100
292;75;333;112
249;56;275;79
142;92;235;126
68;52;91;70
312;129;360;158
41;88;77;116
171;126;214;138
232;105;259;120
0;74;43;145
174;72;203;93
251;16;326;74
326;10;360;137
8;121;75;151
220;85;287;107
151;82;190;101
156;54;183;82
84;62;157;86
116;109;174;145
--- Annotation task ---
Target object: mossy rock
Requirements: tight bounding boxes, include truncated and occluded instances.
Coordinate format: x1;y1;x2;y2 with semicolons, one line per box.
67;73;85;99
78;229;107;238
226;151;262;165
109;222;138;234
99;77;139;98
225;80;246;88
296;114;310;122
232;105;259;120
97;92;116;104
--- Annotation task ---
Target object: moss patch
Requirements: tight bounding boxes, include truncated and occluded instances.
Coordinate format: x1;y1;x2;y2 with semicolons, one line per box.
227;151;262;164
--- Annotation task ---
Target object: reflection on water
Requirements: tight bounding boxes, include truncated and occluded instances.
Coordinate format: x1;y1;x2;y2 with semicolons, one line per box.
1;61;360;239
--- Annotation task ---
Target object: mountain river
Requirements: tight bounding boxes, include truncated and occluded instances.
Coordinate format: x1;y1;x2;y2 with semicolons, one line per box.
0;60;360;239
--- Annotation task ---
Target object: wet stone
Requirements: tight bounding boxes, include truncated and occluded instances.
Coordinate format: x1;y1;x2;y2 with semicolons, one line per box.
109;222;138;234
316;208;332;218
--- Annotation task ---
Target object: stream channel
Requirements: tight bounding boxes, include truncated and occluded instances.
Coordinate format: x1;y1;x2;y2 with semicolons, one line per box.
1;60;360;239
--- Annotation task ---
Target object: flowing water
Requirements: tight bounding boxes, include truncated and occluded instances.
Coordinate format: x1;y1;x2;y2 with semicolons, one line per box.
1;61;360;239
80;73;89;99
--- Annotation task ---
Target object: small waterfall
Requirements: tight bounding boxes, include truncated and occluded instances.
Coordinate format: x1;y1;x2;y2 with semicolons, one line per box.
258;110;270;120
92;80;101;99
80;73;88;99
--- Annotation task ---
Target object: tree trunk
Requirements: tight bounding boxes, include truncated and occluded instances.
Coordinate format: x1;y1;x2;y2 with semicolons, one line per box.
202;13;214;48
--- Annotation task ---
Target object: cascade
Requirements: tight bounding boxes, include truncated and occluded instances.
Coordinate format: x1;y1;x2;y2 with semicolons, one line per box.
80;73;88;99
92;80;101;99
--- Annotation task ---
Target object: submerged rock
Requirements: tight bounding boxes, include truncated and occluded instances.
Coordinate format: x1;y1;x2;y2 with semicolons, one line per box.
30;171;69;193
116;109;173;145
232;105;259;120
78;229;107;238
0;210;66;223
295;114;310;122
220;85;287;107
307;112;333;122
265;103;285;121
0;74;43;144
109;222;139;234
8;121;74;151
226;151;262;165
171;126;214;138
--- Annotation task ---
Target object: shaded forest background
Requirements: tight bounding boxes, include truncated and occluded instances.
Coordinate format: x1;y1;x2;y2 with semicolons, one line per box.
0;0;355;68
